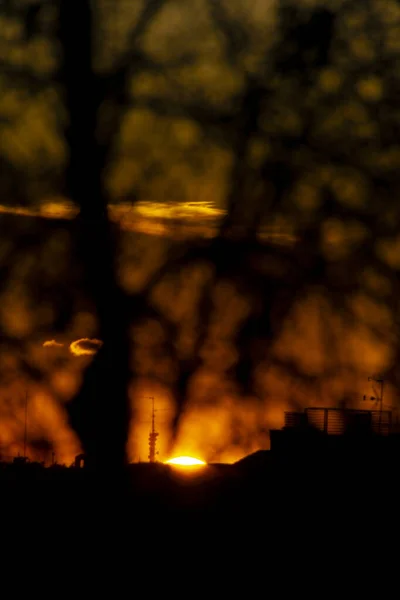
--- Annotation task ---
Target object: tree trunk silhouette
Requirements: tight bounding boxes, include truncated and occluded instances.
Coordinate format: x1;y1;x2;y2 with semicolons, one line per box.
59;0;130;470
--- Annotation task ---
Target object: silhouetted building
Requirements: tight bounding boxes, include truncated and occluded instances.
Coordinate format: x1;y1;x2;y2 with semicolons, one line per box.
270;406;399;467
74;454;86;468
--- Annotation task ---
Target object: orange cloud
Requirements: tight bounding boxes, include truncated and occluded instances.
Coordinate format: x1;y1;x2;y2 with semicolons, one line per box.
43;340;64;348
69;338;103;356
0;201;296;242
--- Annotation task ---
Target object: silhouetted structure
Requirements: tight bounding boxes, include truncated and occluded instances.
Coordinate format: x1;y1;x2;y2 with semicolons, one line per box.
148;398;159;463
13;455;29;465
270;406;399;467
74;454;86;468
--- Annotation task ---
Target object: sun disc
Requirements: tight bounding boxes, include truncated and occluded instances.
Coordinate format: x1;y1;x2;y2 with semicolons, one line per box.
165;456;206;466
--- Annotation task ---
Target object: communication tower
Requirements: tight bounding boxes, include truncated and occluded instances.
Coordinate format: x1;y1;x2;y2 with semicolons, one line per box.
148;397;159;463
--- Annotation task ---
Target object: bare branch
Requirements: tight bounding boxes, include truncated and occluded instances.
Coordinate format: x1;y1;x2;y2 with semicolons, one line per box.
129;0;167;44
108;0;168;85
206;0;249;74
0;59;51;90
132;93;235;138
95;1;172;170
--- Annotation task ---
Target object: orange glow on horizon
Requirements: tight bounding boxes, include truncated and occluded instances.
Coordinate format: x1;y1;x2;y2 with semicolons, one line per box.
165;456;206;466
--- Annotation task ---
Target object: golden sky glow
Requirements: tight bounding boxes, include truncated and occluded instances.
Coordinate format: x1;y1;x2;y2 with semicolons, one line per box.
1;0;400;467
0;200;297;244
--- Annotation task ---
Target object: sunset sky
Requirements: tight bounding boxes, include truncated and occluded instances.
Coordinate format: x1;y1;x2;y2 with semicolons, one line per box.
1;0;400;465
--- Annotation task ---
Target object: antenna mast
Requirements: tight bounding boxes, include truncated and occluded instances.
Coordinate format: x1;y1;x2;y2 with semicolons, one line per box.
363;376;384;433
23;390;28;459
148;397;159;463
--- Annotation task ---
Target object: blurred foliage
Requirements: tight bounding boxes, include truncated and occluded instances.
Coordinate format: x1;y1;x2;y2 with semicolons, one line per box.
1;0;400;463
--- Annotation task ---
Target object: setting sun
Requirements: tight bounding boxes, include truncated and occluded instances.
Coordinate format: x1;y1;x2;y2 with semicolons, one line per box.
165;456;206;466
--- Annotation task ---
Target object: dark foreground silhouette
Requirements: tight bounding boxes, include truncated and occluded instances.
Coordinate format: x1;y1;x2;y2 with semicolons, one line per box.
2;447;396;576
3;404;398;575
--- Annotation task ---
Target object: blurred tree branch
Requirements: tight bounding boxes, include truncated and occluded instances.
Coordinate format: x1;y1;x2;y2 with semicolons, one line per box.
2;0;400;463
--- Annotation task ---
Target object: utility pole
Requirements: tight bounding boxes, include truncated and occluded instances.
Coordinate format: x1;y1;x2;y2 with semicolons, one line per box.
148;397;159;463
23;390;28;460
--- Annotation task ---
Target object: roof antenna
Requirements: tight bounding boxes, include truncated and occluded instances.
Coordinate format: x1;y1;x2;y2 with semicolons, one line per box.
23;390;28;461
148;397;159;463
